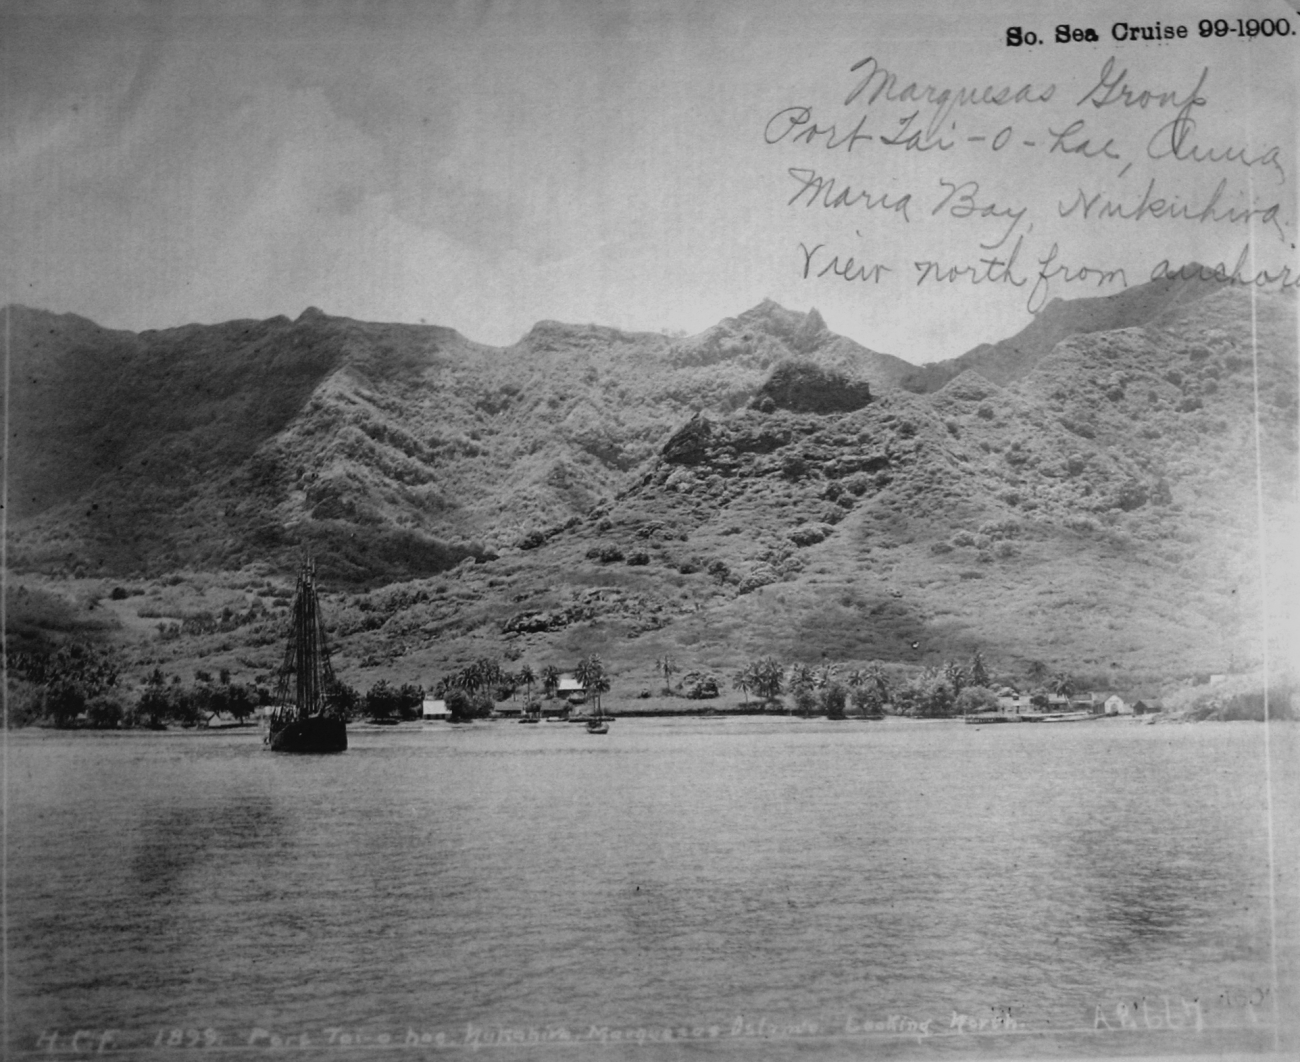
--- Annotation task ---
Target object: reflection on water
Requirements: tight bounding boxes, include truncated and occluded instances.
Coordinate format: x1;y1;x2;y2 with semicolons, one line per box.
8;720;1298;1058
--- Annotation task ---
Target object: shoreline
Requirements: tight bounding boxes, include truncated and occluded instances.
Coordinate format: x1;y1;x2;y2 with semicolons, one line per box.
10;710;1292;734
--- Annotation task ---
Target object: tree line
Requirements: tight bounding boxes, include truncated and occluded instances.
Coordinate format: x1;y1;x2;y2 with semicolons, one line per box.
726;650;1081;718
432;656;609;721
9;639;1085;728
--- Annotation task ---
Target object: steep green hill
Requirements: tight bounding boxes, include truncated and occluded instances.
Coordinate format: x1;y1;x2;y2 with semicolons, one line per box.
6;300;904;583
4;279;1295;692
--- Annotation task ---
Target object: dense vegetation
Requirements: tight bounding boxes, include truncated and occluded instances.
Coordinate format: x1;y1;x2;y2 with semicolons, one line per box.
5;277;1296;720
16;627;1290;730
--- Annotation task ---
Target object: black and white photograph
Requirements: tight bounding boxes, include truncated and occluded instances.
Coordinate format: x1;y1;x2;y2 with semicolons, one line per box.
4;1;1298;1058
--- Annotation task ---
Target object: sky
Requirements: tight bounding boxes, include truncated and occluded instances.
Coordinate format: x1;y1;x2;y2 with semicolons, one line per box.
3;0;1296;364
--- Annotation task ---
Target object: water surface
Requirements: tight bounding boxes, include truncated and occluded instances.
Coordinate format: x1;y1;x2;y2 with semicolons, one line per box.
8;717;1298;1059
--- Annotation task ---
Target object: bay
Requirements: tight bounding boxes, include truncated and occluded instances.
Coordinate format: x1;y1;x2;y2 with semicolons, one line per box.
7;717;1298;1059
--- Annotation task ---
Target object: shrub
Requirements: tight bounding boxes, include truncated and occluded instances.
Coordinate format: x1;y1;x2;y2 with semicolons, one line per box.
978;520;1021;540
788;524;831;547
1116;479;1149;511
364;680;402;719
681;671;720;699
737;565;779;594
820;683;847;717
896;669;956;717
86;693;127;729
954;686;999;713
851;683;884;714
626;552;650;566
444;688;474;721
781;454;808;479
833;473;864;497
792;685;818;714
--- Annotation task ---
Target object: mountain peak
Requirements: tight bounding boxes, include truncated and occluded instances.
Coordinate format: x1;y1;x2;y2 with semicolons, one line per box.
296;306;328;323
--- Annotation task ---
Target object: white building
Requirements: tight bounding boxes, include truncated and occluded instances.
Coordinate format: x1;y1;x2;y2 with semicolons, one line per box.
557;674;586;701
422;698;450;720
1104;694;1134;715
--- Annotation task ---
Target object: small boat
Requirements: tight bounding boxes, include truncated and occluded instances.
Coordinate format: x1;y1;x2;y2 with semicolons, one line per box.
581;703;614;733
266;559;348;754
1039;711;1098;723
518;716;540;724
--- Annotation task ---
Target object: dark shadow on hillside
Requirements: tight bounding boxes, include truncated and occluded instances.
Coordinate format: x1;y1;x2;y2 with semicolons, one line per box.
786;589;929;662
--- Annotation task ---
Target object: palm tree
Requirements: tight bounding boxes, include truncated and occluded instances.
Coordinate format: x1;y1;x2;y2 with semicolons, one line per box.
969;649;990;689
788;663;815;691
943;659;967;697
731;666;753;705
541;665;560;698
656;655;677;695
591;671;611;714
815;663;839;689
788;663;816;716
1050;672;1076;698
750;656;784;704
517;664;536;704
864;661;890;702
848;661;890;715
452;666;478;694
575;655;609;714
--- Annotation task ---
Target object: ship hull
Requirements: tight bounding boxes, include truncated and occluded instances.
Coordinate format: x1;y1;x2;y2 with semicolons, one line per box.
269;716;348;753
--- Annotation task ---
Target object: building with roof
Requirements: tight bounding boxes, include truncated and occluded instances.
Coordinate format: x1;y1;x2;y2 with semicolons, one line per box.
556;673;587;702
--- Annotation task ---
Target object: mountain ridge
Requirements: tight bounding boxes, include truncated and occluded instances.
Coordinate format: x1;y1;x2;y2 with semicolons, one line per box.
899;271;1233;393
4;298;895;581
4;276;1296;688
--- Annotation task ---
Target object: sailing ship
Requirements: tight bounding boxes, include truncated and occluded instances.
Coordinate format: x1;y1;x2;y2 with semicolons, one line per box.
266;559;348;753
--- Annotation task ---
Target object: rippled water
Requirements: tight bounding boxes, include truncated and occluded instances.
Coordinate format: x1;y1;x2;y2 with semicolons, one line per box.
8;717;1299;1059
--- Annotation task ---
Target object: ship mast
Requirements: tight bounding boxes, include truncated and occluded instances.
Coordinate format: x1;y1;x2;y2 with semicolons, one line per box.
273;559;338;722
